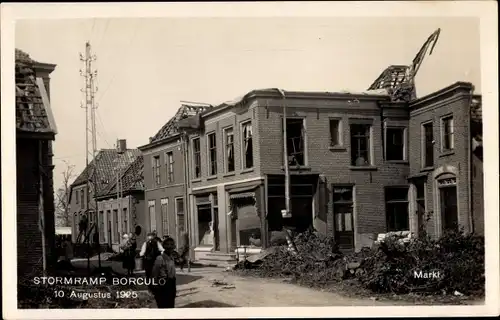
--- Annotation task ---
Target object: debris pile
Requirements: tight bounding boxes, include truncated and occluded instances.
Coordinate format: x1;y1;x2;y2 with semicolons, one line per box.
235;229;485;296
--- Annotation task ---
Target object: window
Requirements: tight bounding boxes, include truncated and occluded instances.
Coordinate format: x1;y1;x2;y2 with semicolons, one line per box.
192;138;201;178
441;116;454;151
113;209;119;243
350;124;371;166
224;128;235;173
80;189;85;209
161;198;169;236
99;211;104;243
122;208;128;234
286;118;306;166
166;152;174;183
148;200;157;233
423;122;434;167
241;121;254;169
329;119;341;147
175;197;184;215
207;132;217;176
152;155;161;186
386;128;406;161
415;179;426;236
385;187;409;232
75;190;79;204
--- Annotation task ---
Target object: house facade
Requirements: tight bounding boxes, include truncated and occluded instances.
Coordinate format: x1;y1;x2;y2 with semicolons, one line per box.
178;82;483;261
15;49;58;278
140;104;209;250
69;141;140;252
96;155;146;251
407;82;483;238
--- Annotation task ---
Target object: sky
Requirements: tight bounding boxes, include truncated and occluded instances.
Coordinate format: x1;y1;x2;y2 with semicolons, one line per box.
15;17;481;190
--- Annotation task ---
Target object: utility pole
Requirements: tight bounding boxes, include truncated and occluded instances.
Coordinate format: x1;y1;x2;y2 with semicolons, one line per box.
80;41;102;272
116;140;123;240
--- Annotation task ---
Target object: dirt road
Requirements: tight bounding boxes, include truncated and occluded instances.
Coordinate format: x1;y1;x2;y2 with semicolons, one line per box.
174;268;393;307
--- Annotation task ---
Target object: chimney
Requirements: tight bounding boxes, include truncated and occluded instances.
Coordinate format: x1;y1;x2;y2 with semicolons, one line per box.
117;139;127;154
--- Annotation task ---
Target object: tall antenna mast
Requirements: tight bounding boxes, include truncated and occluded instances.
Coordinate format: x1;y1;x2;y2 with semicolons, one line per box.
80;41;101;271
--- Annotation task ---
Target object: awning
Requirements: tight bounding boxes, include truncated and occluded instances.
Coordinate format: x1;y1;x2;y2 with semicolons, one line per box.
230;192;255;200
226;180;262;193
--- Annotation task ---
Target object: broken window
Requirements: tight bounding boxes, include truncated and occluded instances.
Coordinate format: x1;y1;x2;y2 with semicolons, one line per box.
286;118;306;166
166;151;174;183
329;119;341;147
242;122;253;169
423;122;434;167
442;116;454;151
192;138;201;178
224;127;235;173
350;124;371;166
207;132;217;176
385;187;409;231
386;128;405;161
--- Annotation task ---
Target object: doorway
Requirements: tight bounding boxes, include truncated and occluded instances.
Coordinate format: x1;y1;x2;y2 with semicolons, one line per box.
332;186;354;251
440;185;458;232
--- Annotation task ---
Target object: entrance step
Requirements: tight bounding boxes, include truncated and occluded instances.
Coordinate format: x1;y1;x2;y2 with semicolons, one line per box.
206;252;237;261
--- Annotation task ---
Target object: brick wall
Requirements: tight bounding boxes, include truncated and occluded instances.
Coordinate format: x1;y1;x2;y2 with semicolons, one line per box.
143;138;187;244
257;97;409;248
17;139;44;280
409;84;474;237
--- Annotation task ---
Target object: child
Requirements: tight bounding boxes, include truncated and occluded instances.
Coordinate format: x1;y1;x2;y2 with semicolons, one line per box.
151;237;177;308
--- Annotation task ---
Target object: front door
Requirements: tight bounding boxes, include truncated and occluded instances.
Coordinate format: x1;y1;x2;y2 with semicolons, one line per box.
334;203;354;250
333;186;355;251
440;186;458;232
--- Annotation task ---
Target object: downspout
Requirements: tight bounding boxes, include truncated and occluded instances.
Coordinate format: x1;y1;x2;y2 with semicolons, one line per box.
181;133;192;269
467;88;474;234
275;88;291;218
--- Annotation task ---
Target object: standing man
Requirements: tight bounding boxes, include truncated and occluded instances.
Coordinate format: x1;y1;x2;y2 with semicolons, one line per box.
152;237;177;308
139;232;164;279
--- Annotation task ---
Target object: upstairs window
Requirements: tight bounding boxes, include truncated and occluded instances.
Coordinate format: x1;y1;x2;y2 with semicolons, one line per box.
350;124;371;166
192;138;201;178
153;155;161;186
422;122;434;168
386;127;406;161
166;152;174;183
329;119;341;147
224;127;235;173
286;118;306;166
207;132;217;176
441;116;454;151
242;121;254;169
80;189;85;208
75;190;79;204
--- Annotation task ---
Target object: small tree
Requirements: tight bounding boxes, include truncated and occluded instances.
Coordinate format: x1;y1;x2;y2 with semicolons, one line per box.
55;161;75;227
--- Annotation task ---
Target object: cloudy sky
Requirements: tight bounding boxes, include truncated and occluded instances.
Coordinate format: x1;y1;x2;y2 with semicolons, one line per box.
15;16;481;189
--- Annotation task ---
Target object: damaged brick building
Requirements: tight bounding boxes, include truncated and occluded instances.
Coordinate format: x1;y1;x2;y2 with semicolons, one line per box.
15;49;58;278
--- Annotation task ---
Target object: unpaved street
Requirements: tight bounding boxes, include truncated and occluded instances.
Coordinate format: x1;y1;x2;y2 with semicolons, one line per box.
173;267;393;307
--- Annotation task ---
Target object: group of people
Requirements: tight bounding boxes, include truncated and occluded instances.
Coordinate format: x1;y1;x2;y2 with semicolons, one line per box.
120;232;180;308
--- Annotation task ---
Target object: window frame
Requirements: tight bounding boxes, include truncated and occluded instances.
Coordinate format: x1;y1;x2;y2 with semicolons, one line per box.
284;117;308;167
160;198;169;236
166;151;174;183
421;121;434;168
153;155;161;186
191;137;201;179
329;118;343;148
223;126;235;173
207;132;217;176
385;186;410;232
441;115;454;152
241;120;254;170
384;126;407;161
148;200;157;233
80;188;85;209
349;121;373;167
75;190;79;204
